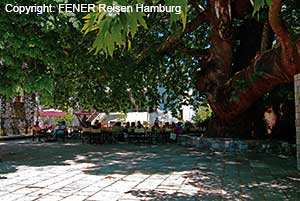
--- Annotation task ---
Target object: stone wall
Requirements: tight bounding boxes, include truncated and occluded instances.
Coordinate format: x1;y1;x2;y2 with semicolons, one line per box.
178;135;296;155
0;96;35;136
294;74;300;170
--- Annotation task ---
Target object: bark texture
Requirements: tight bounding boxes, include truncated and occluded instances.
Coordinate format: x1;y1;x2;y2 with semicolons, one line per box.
150;0;299;136
195;0;300;127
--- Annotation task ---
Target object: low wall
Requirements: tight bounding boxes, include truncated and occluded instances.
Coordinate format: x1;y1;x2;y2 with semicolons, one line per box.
178;135;296;155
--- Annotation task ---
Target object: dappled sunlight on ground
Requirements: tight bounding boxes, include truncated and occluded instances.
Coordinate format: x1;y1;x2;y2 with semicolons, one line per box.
0;140;300;200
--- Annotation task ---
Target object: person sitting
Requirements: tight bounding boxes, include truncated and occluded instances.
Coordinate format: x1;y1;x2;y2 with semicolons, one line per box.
171;122;177;129
53;120;67;141
175;122;183;135
153;121;160;129
112;122;123;142
136;121;144;128
130;122;136;128
123;122;130;140
163;122;170;129
114;122;122;128
126;122;135;134
92;120;101;129
124;122;130;129
81;115;88;127
32;121;41;141
162;122;172;132
48;117;56;129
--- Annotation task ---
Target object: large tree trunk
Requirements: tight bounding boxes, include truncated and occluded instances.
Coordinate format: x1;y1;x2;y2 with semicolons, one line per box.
154;0;299;137
196;0;300;135
200;44;299;125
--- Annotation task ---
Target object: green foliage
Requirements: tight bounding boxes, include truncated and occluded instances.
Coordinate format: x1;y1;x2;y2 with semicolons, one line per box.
82;0;187;57
82;10;148;56
252;70;266;82
252;0;272;15
0;0;85;99
231;78;249;101
192;104;213;124
54;112;73;126
282;0;300;41
230;68;269;101
165;0;187;30
251;0;272;21
1;0;298;120
230;79;250;102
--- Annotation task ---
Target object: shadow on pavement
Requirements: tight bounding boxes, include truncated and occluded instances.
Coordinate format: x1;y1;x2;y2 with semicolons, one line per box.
0;140;300;200
0;141;203;175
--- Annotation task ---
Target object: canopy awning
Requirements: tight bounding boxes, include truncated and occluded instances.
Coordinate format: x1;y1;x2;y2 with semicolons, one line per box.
39;109;67;117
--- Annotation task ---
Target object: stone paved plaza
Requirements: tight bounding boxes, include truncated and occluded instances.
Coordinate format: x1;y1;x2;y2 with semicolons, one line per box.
0;140;300;200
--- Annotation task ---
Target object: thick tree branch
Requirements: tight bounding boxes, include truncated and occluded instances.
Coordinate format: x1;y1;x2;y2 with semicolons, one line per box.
189;0;206;13
268;0;294;68
260;21;273;52
156;11;209;54
198;41;300;124
136;11;209;64
209;0;233;77
233;0;252;17
177;46;210;58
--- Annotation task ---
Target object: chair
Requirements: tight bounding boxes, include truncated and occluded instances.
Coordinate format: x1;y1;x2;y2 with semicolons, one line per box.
163;128;173;143
91;128;102;144
152;127;161;143
53;129;67;142
111;127;122;143
134;128;145;144
81;127;92;144
32;126;42;142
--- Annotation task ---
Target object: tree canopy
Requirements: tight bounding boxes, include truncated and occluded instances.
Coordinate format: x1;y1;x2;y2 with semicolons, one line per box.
1;0;300;131
0;0;202;115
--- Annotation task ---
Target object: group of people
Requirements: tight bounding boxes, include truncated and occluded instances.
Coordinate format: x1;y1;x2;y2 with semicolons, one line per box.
32;114;200;142
116;118;184;135
81;115;102;129
32;120;68;141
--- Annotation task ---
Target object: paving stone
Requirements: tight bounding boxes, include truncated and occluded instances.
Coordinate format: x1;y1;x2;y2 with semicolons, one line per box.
79;185;103;193
81;175;106;183
86;190;122;201
0;193;26;201
118;192;141;200
48;192;71;198
18;178;46;185
0;179;20;187
0;191;8;196
159;176;186;188
73;190;96;197
1;184;27;192
46;175;85;190
90;179;119;189
122;173;150;182
60;195;87;201
27;188;55;197
134;178;164;190
35;195;64;201
178;185;199;196
1;141;300;200
50;187;79;197
16;196;40;201
102;180;139;192
146;174;169;181
13;187;40;195
32;178;61;188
